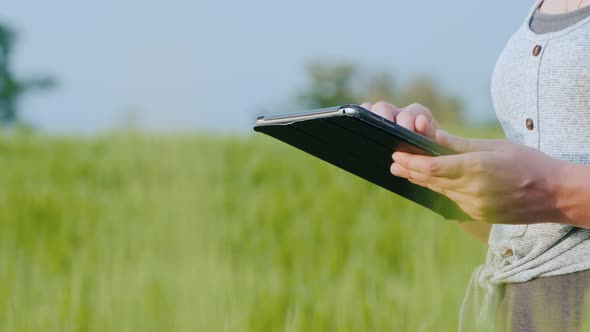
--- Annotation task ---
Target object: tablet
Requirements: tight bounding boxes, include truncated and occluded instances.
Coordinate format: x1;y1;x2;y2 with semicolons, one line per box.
253;104;471;221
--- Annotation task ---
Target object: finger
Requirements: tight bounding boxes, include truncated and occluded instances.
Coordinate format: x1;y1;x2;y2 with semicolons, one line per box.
401;103;434;121
390;162;430;182
436;130;499;153
395;103;435;133
395;110;416;131
408;178;474;208
415;114;437;139
393;152;465;178
360;102;373;110
392;162;461;190
371;101;400;122
408;178;446;195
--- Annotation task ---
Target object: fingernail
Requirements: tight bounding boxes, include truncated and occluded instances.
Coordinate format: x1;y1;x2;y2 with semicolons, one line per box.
392;153;398;162
391;165;400;176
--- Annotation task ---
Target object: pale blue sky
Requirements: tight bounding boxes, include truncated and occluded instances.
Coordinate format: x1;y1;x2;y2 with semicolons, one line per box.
2;0;534;133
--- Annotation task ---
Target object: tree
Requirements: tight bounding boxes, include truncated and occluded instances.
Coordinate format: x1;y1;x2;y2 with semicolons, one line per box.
0;23;56;124
297;62;360;109
401;78;463;124
296;61;465;127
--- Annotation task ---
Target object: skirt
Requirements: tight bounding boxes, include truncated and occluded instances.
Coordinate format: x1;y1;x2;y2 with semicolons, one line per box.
496;269;590;332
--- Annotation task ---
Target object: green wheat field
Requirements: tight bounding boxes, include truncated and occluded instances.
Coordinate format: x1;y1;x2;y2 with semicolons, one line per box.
0;129;500;331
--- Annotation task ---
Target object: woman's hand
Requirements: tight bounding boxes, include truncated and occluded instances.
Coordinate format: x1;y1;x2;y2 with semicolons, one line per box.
361;101;440;140
362;101;496;240
390;130;569;225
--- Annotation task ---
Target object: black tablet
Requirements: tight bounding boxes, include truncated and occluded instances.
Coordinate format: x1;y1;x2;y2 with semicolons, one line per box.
253;104;471;221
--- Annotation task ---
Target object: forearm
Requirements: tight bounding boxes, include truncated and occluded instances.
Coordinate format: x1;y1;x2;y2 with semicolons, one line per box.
554;162;590;229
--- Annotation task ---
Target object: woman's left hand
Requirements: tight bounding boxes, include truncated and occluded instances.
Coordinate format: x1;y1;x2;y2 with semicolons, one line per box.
390;130;569;224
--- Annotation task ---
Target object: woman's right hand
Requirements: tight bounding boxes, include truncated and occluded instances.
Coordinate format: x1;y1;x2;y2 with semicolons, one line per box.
361;101;441;140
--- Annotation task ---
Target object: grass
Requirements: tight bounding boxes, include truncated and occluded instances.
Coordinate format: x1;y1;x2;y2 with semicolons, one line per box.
0;128;500;331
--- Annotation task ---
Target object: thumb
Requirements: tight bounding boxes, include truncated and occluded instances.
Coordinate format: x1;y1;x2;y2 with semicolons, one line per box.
435;129;495;153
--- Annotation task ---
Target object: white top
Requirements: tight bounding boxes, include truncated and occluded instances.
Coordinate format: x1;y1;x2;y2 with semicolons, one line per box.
460;0;590;330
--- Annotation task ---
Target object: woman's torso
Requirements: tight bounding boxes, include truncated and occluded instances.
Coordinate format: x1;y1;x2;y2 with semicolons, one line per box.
488;0;590;282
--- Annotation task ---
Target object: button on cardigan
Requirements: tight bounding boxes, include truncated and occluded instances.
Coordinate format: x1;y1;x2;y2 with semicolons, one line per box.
460;1;590;330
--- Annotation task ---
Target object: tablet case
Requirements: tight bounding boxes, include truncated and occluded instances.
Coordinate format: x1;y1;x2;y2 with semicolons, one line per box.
253;105;471;221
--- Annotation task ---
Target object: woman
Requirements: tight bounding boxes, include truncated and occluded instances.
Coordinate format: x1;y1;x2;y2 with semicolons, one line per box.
363;0;590;330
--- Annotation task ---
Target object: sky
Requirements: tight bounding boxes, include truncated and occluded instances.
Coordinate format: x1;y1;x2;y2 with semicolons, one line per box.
1;0;535;134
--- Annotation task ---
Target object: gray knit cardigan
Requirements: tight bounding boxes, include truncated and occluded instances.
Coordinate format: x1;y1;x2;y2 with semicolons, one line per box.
460;0;590;330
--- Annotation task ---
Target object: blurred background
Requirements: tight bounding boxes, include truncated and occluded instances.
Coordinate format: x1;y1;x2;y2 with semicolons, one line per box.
0;1;533;331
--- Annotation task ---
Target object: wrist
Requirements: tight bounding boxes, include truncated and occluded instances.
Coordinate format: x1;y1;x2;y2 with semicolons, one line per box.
551;160;589;228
